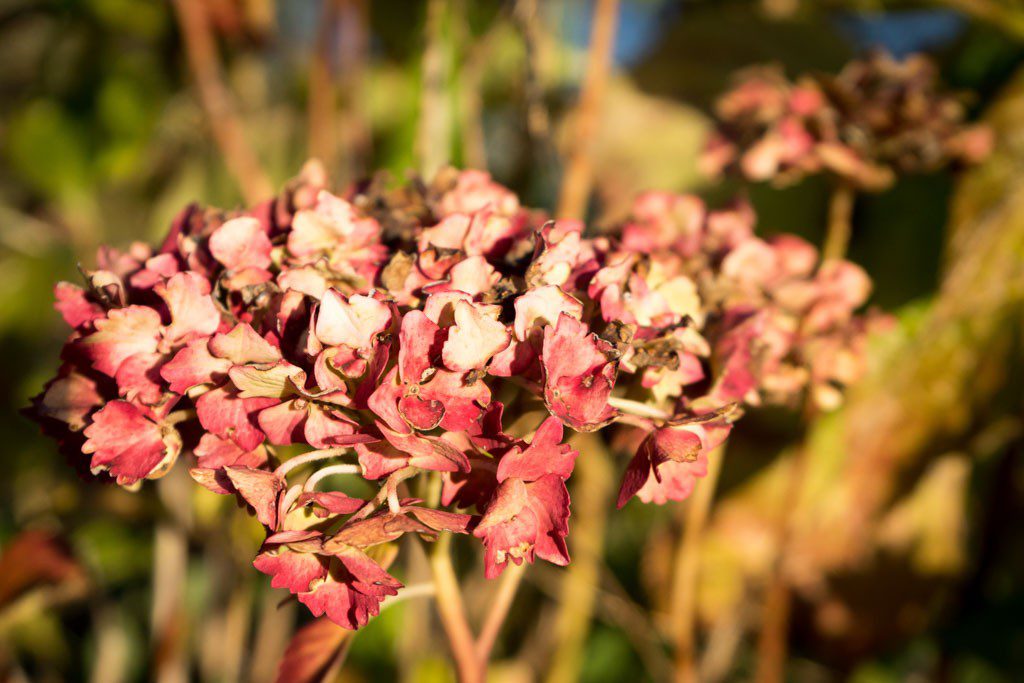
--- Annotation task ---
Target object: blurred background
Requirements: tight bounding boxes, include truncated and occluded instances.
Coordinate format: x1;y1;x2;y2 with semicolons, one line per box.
2;0;1024;681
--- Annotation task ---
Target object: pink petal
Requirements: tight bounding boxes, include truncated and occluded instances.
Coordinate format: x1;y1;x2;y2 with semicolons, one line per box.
161;339;232;394
157;271;221;342
296;492;366;517
378;423;470;473
514;286;583;342
209;217;273;271
35;370;104;430
397;311;443;384
303;406;357;449
496;417;577;482
114;351;167;405
54;282;104;329
196;386;275;451
80;306;162;377
257;399;308;446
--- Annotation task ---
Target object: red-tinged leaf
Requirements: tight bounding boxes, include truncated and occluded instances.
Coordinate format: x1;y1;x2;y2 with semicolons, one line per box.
0;531;84;609
274;617;351;683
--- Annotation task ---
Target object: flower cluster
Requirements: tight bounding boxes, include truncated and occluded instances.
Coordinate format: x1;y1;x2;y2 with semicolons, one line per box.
28;165;874;630
701;52;992;190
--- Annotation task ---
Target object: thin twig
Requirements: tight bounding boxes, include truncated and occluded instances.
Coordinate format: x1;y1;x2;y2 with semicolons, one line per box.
171;0;273;204
750;180;856;681
670;444;727;683
429;534;483;683
823;182;856;262
475;562;526;664
454;0;492;170
556;0;620;220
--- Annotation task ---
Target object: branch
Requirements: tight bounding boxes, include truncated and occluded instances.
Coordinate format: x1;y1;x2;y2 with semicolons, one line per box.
171;0;274;205
556;0;620;220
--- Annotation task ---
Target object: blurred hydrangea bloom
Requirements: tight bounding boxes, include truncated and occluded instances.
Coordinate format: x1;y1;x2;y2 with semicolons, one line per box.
702;52;992;190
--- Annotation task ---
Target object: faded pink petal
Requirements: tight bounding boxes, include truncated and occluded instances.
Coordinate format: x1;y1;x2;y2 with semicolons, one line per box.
513;286;583;342
209;323;282;365
209;217;273;271
157;271;221;342
315;291;391;350
441;301;510;372
83;401;181;486
225;466;285;529
80;306;162;377
196;386;276;451
161;339;232;394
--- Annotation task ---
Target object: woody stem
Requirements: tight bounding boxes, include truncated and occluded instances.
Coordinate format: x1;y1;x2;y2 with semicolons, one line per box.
429;533;483;683
475;562;527;665
670;443;727;683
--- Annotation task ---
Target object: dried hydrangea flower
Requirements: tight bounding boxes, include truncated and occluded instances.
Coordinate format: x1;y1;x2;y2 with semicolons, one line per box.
27;166;877;630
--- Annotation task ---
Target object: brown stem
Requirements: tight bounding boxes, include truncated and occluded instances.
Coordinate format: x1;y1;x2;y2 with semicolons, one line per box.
418;0;452;178
823;182;856;262
475;561;526;664
670;444;727;683
429;533;483;683
171;0;273;205
544;431;614;683
556;0;620;220
753;444;812;683
308;0;341;170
